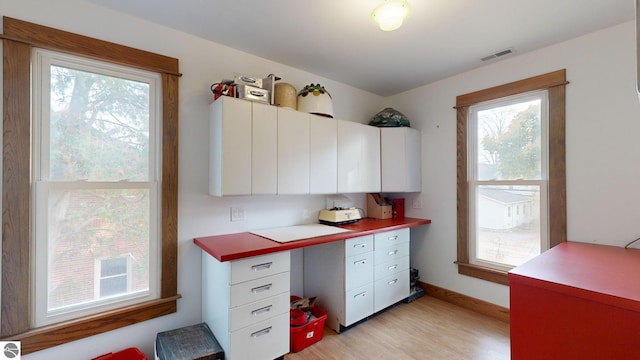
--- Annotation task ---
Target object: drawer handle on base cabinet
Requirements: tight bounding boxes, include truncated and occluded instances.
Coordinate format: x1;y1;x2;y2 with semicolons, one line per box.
354;259;367;265
251;284;272;294
251;326;272;338
251;262;273;271
388;264;398;270
388;279;398;285
388;235;398;241
251;305;273;317
353;243;367;249
353;291;367;299
388;250;398;255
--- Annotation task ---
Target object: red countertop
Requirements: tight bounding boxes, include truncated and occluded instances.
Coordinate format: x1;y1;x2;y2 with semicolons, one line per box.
508;241;640;312
194;217;431;262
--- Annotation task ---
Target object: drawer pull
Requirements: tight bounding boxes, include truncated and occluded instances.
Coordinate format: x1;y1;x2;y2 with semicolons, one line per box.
251;262;273;271
353;291;367;299
388;250;398;255
388;264;398;270
251;326;272;338
251;305;273;316
354;258;367;265
388;235;399;241
388;279;398;285
251;283;272;294
353;243;367;249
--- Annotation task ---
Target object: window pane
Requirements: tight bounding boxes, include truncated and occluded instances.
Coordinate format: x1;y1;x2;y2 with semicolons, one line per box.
101;257;127;277
47;188;149;311
100;275;128;297
49;65;150;182
476;99;541;181
475;185;541;267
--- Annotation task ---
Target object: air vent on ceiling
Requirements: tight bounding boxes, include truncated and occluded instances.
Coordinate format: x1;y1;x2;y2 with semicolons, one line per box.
481;48;514;62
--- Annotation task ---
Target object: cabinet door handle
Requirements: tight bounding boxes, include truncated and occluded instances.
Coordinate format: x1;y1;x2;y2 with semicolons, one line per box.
388;235;399;241
249;90;266;97
251;262;273;272
353;291;367;299
251;305;273;316
387;264;398;270
251;326;272;338
388;279;398;285
388;250;398;255
353;243;367;249
354;258;367;265
251;283;272;294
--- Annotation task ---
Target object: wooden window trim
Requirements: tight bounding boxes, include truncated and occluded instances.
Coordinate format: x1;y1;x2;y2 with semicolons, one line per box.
455;70;567;285
1;17;181;355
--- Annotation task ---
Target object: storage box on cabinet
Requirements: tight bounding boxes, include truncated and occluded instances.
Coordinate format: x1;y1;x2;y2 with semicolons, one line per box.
202;251;290;360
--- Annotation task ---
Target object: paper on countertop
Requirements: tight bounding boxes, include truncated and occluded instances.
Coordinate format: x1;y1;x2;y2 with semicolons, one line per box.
250;224;351;243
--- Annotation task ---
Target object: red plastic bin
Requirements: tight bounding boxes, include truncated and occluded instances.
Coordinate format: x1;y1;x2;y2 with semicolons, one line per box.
92;347;147;360
290;298;328;353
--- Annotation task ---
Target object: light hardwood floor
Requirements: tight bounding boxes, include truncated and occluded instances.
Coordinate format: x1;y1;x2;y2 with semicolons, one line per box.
284;295;510;360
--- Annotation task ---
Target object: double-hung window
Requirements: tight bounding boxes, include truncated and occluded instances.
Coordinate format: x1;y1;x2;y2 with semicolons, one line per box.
456;70;567;284
32;49;161;327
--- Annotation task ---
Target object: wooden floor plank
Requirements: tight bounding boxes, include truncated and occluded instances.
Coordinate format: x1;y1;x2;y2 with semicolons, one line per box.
285;295;510;359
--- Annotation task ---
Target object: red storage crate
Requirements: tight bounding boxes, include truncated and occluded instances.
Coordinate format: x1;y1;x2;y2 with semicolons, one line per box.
289;303;327;353
92;347;147;360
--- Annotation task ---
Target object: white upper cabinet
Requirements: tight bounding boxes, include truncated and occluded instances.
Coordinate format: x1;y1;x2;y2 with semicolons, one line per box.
277;107;310;194
381;127;422;192
337;120;381;193
309;115;337;194
251;102;278;195
210;97;252;196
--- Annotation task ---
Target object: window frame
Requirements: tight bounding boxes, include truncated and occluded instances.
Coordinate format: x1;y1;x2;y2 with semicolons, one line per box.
455;70;567;285
1;17;180;354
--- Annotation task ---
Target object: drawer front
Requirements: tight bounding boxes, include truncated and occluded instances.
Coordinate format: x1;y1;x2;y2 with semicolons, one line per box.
374;228;409;250
230;292;290;332
345;252;374;290
374;242;409;265
229;312;289;360
230;251;290;285
374;270;410;313
375;255;410;280
344;283;374;326
230;271;290;307
345;235;373;257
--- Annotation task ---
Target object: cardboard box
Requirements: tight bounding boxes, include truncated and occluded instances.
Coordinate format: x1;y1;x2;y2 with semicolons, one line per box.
366;193;392;219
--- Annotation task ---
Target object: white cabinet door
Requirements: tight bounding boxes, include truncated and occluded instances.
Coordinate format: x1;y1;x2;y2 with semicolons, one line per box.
381;127;421;192
309;115;337;194
252;102;277;195
209;97;252;196
337;120;381;193
277;108;310;194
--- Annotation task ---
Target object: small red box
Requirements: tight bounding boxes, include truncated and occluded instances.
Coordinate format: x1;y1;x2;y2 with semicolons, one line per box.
289;303;327;353
392;198;405;218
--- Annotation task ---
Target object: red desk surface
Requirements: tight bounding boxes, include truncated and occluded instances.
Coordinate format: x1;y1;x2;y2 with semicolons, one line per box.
508;241;640;312
194;217;431;262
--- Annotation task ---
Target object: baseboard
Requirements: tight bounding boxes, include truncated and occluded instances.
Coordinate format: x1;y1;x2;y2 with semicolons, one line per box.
419;281;510;323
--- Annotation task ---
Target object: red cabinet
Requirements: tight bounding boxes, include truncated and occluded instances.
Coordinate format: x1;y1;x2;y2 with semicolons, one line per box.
508;241;640;359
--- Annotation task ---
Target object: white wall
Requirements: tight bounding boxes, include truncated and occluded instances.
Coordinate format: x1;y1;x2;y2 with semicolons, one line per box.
3;0;640;357
1;1;383;359
390;21;640;308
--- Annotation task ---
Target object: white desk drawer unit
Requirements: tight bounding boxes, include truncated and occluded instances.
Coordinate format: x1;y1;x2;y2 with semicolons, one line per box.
203;251;290;360
373;228;410;312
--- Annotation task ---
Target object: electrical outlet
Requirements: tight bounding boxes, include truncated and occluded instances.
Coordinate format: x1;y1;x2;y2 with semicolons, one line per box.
412;199;423;209
230;207;245;222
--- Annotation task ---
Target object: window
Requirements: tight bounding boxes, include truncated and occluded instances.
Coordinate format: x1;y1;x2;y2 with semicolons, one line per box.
2;17;180;354
32;49;161;327
455;70;567;285
468;91;548;271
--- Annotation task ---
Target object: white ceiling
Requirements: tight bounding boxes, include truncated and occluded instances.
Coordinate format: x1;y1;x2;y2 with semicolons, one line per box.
87;0;634;96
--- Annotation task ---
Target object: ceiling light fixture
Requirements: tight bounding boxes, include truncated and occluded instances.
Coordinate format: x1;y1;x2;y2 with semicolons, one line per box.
371;0;412;31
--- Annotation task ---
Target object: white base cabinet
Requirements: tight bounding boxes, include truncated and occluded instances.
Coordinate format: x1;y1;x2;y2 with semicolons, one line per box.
303;228;410;333
202;251;290;360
